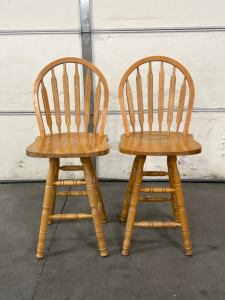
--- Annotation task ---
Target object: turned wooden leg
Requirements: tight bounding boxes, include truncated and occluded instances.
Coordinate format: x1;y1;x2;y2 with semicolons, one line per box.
170;156;192;256
48;158;59;224
81;157;108;257
167;156;179;223
89;158;108;223
120;156;139;222
122;155;146;256
36;158;57;258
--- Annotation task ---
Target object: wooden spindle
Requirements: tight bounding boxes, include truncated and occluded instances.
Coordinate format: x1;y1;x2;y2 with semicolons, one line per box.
158;62;164;133
134;221;181;228
176;77;187;133
140;187;175;193
59;165;83;171
167;66;176;133
93;78;101;134
143;171;168;177
51;69;61;133
56;191;88;196
41;79;53;135
84;68;91;133
183;80;195;136
53;180;86;186
74;63;81;133
139;196;171;202
126;79;135;132
136;67;144;132
63;63;71;133
49;213;92;220
148;62;153;132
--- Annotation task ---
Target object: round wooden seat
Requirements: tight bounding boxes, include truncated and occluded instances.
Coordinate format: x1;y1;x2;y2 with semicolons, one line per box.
26;133;109;158
119;131;202;156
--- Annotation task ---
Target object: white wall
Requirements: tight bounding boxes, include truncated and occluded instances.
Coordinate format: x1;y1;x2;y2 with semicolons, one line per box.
0;0;225;179
0;0;82;180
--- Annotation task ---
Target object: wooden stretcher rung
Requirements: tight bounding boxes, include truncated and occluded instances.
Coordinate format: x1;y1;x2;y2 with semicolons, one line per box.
53;180;86;186
134;221;181;228
140;187;175;193
48;213;92;220
139;196;171;202
143;171;168;176
56;191;88;196
59;165;84;171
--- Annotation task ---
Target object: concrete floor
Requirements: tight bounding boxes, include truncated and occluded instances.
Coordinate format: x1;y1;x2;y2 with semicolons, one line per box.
0;181;225;300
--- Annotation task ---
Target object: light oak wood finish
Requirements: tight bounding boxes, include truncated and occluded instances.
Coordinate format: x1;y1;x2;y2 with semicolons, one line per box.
139;196;171;202
167;156;180;222
27;57;109;258
136;67;144;132
26;133;109;158
56;191;88;196
126;79;135;132
148;62;153;132
59;165;83;171
120;155;139;222
140;187;175;193
119;56;201;256
74;63;81;133
88;157;108;223
48;158;59;224
53;180;86;186
41;79;53;135
134;221;181;228
158;62;164;133
51;69;62;134
63;63;71;133
170;156;192;255
176;77;187;133
32;57;109;138
167;66;176;133
36;158;56;258
122;155;146;255
119;56;196;137
84;68;91;133
49;213;93;220
143;171;168;176
93;79;101;134
81;157;108;256
119;132;201;156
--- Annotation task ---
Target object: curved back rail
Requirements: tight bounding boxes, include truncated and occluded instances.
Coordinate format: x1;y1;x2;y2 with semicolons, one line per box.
33;57;109;138
118;56;195;136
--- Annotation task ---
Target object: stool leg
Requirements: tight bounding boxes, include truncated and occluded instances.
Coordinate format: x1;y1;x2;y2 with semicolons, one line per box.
167;156;179;223
120;156;139;222
48;158;59;224
121;155;146;256
36;158;57;258
170;156;192;256
89;158;108;223
81;157;108;257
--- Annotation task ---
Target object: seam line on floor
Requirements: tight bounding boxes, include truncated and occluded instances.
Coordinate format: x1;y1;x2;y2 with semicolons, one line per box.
31;186;71;300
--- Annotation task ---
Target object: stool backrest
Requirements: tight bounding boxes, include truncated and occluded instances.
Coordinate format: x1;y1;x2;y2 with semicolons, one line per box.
33;57;109;138
118;56;195;136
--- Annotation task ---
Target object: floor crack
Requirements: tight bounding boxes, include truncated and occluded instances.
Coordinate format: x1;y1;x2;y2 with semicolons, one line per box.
31;186;71;300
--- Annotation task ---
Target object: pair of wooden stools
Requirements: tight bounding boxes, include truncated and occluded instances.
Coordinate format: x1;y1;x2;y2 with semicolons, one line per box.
26;56;202;258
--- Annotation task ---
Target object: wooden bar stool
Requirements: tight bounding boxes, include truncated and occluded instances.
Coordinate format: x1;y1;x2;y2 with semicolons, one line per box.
26;57;109;258
118;56;202;256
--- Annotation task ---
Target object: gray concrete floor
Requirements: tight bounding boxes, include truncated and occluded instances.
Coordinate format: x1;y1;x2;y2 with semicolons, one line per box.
0;181;225;300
